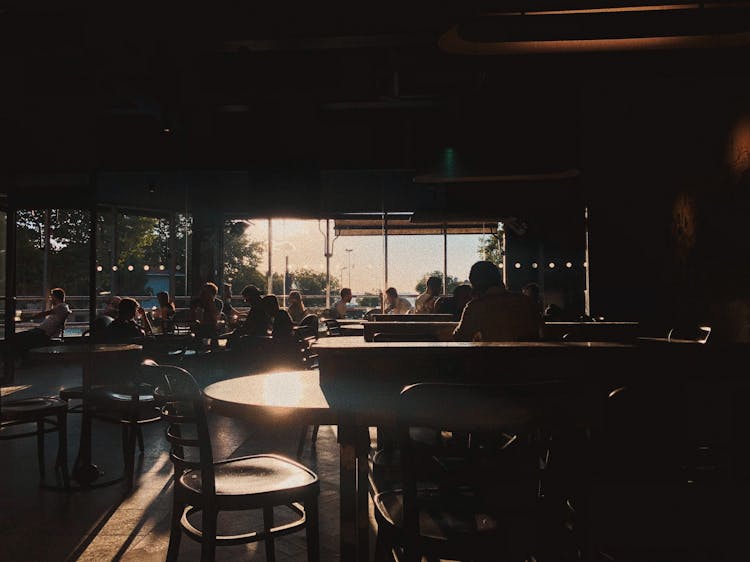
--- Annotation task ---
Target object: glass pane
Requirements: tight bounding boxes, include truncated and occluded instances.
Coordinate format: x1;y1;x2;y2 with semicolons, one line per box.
15;209;91;337
96;209;189;316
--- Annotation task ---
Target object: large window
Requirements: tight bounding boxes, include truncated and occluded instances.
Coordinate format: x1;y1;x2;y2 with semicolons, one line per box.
14;209;91;336
96;208;192;313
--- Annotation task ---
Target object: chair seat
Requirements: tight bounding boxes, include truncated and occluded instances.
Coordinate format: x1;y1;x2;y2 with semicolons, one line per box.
375;488;500;542
1;396;68;423
179;454;318;498
60;385;155;404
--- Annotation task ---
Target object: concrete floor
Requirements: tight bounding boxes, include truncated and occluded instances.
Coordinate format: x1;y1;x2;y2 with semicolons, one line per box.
0;356;350;561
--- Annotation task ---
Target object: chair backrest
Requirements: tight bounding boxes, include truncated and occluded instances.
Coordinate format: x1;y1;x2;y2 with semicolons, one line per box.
667;325;711;344
142;360;216;495
396;383;541;537
299;314;319;337
323;318;341;336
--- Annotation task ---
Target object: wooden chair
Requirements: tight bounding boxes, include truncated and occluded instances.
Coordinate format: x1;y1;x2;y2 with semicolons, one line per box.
0;393;70;490
323;319;341;336
373;383;541;562
571;384;725;560
667;325;711;344
298;314;319;339
146;360;320;562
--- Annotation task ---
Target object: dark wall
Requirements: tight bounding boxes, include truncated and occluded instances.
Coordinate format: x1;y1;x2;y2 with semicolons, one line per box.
582;74;750;337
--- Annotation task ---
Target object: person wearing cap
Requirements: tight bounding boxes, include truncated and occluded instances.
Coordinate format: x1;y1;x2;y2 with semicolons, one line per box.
453;261;541;341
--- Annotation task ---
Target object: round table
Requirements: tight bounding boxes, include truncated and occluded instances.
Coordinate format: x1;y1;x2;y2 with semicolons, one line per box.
205;370;405;562
32;343;143;485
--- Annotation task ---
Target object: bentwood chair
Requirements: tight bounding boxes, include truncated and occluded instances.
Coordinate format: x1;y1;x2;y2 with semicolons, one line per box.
373;383;541;562
59;345;161;490
146;360;320;562
0;392;70;490
572;384;725;561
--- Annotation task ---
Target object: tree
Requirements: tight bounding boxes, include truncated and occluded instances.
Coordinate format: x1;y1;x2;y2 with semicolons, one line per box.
356;293;381;308
223;220;266;292
415;271;463;294
289;268;339;295
477;229;504;266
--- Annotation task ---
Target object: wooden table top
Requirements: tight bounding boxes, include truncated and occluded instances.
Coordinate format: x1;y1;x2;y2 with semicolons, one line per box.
31;343;143;357
204;370;405;426
314;336;634;350
545;321;639;326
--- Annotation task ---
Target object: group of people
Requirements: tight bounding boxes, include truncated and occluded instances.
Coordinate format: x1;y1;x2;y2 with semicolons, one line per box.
331;261;544;341
3;258;547;367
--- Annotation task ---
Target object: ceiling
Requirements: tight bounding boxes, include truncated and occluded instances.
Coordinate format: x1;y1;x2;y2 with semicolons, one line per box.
1;2;748;177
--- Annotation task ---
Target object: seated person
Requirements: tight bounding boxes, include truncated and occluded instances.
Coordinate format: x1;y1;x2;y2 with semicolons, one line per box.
152;291;176;332
2;287;71;364
332;288;352;319
435;284;473;321
102;297;152;342
544;304;564;322
415;276;442;313
384;287;413;315
190;282;223;338
453;261;541;342
236;284;270;337
287;290;307;324
221;283;242;328
262;295;295;339
522;282;544;316
102;295;122;319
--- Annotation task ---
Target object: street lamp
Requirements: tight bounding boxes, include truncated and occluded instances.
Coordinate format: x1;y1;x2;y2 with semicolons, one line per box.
340;266;347;288
345;248;353;289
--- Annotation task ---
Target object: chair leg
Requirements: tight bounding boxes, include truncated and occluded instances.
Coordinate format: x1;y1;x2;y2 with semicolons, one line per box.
36;420;45;482
166;496;183;562
263;506;276;562
311;425;319;443
201;508;217;562
305;494;320;562
297;426;309;459
122;424;136;490
374;532;392;562
136;425;145;453
56;411;70;491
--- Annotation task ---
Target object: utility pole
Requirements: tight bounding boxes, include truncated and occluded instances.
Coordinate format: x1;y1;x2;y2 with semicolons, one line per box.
345;248;353;289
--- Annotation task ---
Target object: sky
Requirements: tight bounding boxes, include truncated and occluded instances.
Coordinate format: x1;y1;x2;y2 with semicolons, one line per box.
243;219;492;295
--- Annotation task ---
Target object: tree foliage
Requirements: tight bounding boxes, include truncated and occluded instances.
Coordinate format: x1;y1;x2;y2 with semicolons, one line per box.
477;229;504;266
223;221;266;292
356;293;381;308
290;267;339;295
415;271;463;294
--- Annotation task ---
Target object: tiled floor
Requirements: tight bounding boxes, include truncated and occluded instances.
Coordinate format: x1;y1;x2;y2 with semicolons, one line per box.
0;356;358;561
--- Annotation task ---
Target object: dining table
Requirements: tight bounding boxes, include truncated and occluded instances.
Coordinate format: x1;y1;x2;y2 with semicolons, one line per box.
204;369;408;562
31;343;143;486
204;338;750;561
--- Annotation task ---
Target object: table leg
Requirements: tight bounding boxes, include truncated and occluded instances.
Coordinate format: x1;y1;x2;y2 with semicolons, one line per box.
339;424;358;561
356;426;371;562
72;359;100;485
